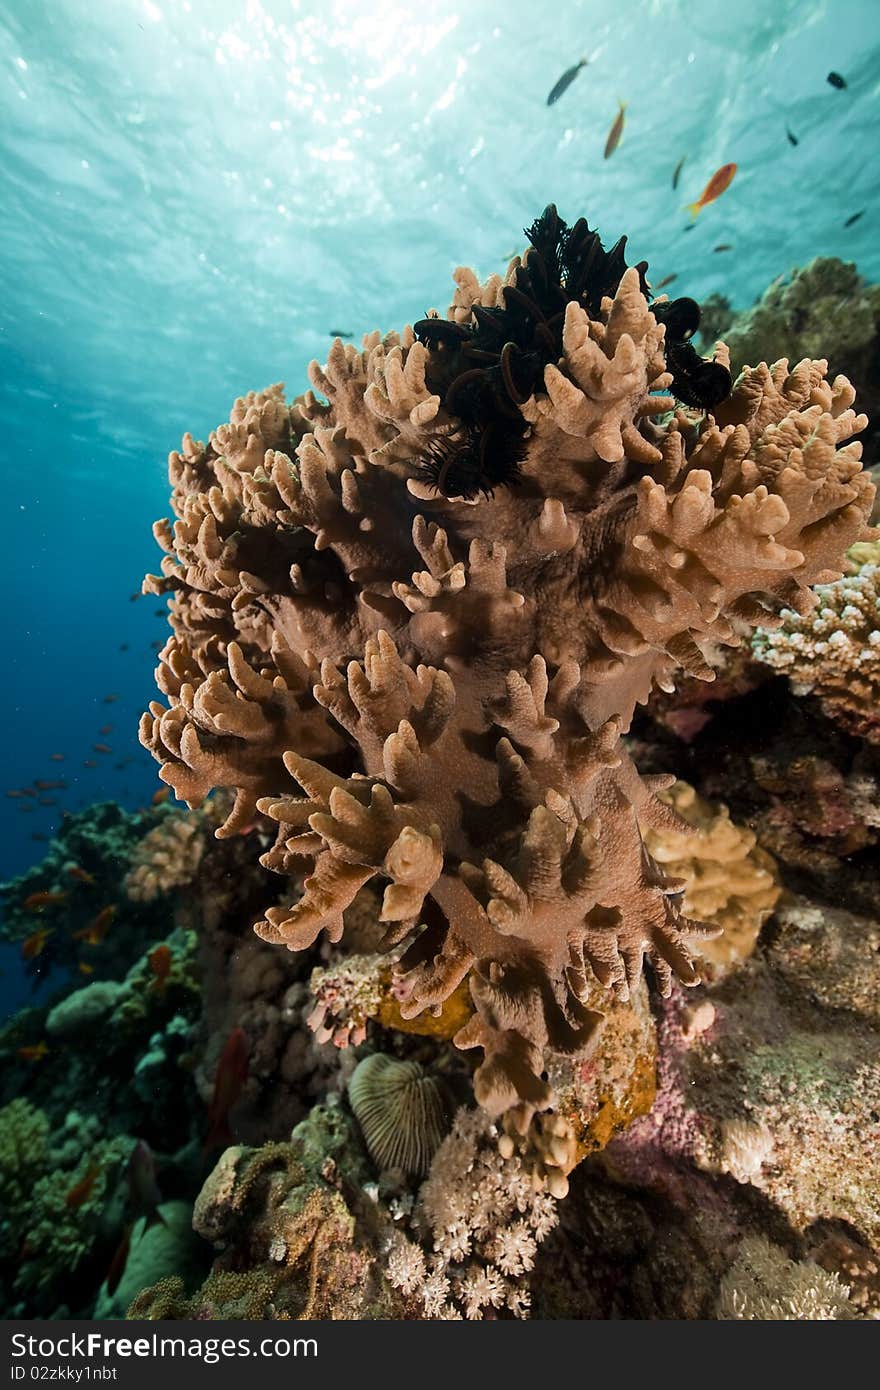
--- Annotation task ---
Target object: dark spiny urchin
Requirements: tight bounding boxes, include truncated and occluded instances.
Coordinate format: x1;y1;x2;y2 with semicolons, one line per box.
413;203;731;497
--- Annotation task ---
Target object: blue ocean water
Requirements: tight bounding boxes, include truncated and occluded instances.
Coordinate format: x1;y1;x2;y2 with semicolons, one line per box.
2;0;878;1002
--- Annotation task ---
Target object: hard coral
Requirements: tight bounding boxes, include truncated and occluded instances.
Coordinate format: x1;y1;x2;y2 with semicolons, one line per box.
642;781;781;979
141;204;873;1140
752;562;880;742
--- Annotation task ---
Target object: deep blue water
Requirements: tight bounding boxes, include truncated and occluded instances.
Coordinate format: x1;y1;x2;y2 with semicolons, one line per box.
3;0;879;1008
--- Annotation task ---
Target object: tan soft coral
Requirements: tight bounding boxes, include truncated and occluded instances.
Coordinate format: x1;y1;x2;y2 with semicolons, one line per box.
643;781;781;978
142;207;873;1140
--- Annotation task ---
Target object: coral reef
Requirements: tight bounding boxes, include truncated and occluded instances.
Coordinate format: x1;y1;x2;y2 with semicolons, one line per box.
124;812;205;901
130;1101;405;1319
642;781;781;979
752;561;880;743
720;258;880;465
140;204;873;1152
716;1236;854;1320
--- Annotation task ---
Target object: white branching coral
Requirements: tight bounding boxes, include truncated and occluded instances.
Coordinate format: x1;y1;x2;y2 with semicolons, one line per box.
752;562;880;741
717;1237;855;1320
385;1107;558;1319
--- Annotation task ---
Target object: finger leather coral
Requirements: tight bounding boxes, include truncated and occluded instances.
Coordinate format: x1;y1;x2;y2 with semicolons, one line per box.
141;204;874;1152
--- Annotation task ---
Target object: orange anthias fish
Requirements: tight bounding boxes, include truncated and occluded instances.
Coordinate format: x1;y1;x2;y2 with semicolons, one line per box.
204;1028;249;1151
148;944;172;990
21;927;55;961
93;743;112;754
23;890;67;912
151;787;170;806
73;904;117;946
67;865;96;885
105;1223;135;1296
604;100;626;159
65;1163;101;1209
50;753;65;762
687;162;737;217
18;1042;49;1062
78;962;95;976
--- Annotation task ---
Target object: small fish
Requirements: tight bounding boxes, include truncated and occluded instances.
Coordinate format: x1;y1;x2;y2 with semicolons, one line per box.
827;71;846;89
152;787;170;806
687;162;737;217
31;833;49;843
328;330;353;339
105;1223;135;1297
546;56;588;107
99;724;113;736
18;1042;49;1063
74;904;117;945
50;753;65;762
38;796;57;807
786;125;799;147
844;210;864;227
20;787;37;797
150;639;163;651
154;608;166;618
65;1163;101;1210
6;789;24;799
93;743;112;754
713;244;733;252
103;693;119;703
148;944;172;990
21;927;55;960
78;962;95;976
23;891;67;911
129;592;141;602
205;1028;249;1150
35;779;67;790
82;760;98;768
119;643;130;652
604;100;626;159
67;865;96;885
672;156;686;190
654;273;678;289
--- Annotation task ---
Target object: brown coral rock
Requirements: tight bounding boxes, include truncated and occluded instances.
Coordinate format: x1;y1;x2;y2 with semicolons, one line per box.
142;207;874;1133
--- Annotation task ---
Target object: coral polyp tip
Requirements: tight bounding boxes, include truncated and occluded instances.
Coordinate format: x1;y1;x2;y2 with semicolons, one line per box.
141;203;874;1149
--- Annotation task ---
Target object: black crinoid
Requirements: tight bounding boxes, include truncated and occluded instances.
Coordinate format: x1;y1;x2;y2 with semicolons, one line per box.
412;204;732;500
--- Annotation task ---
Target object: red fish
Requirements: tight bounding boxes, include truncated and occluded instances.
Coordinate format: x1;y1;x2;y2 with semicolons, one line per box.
74;904;117;945
687;162;737;217
82;760;98;768
35;779;67;790
67;865;96;885
205;1029;249;1151
93;743;112;754
18;1042;49;1062
22;927;55;960
99;724;113;736
103;694;119;703
604;100;626;159
50;753;66;762
151;788;170;806
23;891;67;912
65;1163;101;1209
147;944;172;990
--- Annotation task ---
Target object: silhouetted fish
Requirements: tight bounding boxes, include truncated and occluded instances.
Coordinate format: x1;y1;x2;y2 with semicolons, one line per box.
827;71;846;89
786;125;798;146
843;210;864;227
546;57;588;106
672;156;686;190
